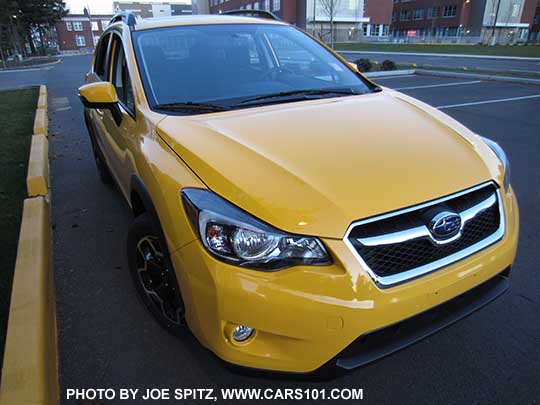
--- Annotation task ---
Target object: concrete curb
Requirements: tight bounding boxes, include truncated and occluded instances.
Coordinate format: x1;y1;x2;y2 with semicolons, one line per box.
37;85;48;112
415;69;540;86
0;85;59;405
33;110;48;137
33;86;48;137
0;59;60;73
27;135;49;197
337;50;540;61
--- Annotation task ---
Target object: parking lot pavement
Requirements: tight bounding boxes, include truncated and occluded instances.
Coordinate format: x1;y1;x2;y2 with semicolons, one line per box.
1;57;539;404
339;51;540;74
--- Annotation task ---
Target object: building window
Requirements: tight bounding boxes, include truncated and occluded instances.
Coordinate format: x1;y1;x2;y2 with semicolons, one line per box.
66;21;72;31
93;35;100;45
76;35;86;46
73;21;84;31
273;0;280;11
101;20;108;30
91;21;98;31
413;9;424;20
428;7;439;18
253;2;260;10
262;0;269;10
392;11;397;21
443;5;457;18
511;4;521;18
400;10;412;21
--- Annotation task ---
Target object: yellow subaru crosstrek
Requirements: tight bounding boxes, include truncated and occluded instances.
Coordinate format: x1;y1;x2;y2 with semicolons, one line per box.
79;11;519;373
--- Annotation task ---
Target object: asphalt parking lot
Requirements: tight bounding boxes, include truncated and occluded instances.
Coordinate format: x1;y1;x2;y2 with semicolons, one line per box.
1;56;539;404
338;51;540;74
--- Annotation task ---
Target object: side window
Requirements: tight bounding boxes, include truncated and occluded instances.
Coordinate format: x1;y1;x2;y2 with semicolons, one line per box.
94;33;110;79
110;36;135;114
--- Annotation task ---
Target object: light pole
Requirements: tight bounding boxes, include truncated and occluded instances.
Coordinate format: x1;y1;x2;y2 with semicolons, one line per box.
491;0;502;44
458;0;470;42
313;0;317;35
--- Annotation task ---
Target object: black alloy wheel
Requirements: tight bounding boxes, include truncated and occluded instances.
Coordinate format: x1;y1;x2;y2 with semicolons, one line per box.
127;213;185;335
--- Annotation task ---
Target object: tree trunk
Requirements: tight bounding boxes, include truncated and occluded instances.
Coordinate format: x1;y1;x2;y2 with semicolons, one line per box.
27;32;36;55
38;27;46;55
8;24;20;58
0;45;6;69
330;16;334;48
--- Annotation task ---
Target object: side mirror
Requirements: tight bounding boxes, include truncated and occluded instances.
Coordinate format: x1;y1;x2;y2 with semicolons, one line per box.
78;82;122;125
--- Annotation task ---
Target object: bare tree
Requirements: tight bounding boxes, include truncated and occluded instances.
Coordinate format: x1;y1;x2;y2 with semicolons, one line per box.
319;0;341;48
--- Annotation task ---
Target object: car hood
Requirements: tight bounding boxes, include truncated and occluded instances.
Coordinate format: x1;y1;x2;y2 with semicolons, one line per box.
157;90;502;239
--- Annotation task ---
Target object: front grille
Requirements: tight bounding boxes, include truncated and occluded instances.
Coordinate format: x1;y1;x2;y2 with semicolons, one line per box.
346;183;504;286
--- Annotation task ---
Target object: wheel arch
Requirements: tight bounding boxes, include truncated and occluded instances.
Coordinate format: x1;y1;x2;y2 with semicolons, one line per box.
130;175;161;225
129;176;172;254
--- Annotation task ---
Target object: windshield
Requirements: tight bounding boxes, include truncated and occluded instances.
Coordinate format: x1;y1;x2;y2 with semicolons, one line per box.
132;23;374;111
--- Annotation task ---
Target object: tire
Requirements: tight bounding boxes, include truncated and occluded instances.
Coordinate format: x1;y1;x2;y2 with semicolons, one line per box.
127;213;186;335
84;112;113;184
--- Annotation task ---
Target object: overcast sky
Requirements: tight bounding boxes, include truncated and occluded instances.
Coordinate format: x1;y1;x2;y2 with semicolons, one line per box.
64;0;191;14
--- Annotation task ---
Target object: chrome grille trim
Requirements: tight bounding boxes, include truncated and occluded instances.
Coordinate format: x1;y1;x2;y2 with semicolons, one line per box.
357;193;497;247
343;181;505;288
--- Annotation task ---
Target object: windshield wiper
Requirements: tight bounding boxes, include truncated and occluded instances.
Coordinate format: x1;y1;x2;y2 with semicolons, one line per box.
153;102;231;113
239;88;360;105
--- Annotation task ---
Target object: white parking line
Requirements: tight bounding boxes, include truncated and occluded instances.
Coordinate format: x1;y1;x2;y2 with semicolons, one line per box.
437;94;540;109
372;75;417;80
395;80;482;90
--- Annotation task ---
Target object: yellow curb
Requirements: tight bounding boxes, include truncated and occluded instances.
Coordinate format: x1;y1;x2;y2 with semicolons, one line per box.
37;85;47;113
0;196;59;405
27;134;49;197
33;108;48;137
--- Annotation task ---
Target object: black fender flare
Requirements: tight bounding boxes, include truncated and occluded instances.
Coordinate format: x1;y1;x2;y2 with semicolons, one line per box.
130;175;163;237
130;175;178;263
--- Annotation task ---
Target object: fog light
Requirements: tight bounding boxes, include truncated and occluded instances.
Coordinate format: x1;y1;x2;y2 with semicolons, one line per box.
232;325;254;342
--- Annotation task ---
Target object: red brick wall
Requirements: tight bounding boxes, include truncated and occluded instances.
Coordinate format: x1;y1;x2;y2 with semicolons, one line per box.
521;0;537;25
365;0;393;25
391;0;467;31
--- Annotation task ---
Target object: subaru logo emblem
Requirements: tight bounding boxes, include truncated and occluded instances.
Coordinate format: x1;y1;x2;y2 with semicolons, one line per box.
428;211;462;240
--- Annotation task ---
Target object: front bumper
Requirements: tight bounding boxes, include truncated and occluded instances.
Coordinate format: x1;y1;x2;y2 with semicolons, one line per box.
170;187;519;373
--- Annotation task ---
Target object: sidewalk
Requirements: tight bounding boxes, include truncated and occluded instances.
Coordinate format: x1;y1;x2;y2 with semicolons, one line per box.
337;50;540;61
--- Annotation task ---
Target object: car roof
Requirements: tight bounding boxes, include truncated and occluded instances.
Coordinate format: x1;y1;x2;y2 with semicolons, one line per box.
133;14;286;31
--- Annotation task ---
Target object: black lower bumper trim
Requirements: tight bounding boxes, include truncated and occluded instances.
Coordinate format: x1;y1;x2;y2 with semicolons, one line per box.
336;271;510;370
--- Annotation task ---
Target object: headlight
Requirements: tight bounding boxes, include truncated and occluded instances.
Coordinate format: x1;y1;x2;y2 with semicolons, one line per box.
480;136;510;191
181;188;332;271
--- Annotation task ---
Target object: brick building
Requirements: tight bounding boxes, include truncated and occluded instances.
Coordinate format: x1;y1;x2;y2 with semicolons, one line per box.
390;0;533;43
55;14;113;52
391;0;473;39
522;0;539;40
363;0;394;37
203;0;394;40
208;0;305;27
113;1;192;18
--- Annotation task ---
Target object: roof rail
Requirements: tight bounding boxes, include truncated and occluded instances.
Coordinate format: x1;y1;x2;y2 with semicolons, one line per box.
109;11;137;27
222;9;281;21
